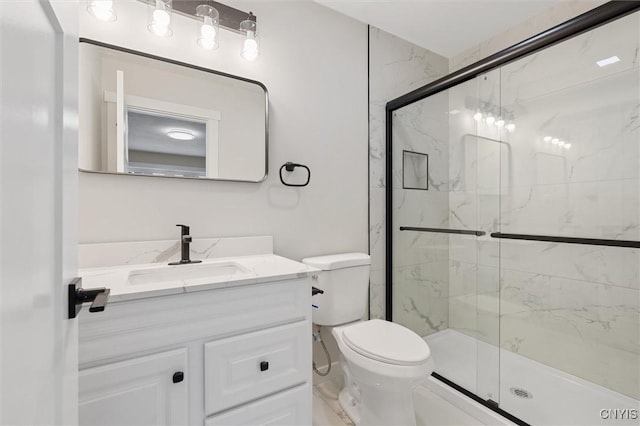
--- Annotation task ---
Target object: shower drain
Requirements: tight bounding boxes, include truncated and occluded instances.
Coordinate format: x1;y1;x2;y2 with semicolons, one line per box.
510;387;533;399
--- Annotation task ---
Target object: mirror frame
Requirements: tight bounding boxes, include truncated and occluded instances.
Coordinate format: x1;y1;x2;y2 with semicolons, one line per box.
78;38;269;183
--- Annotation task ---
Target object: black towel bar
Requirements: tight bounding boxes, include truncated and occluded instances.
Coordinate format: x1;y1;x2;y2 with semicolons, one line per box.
399;226;485;236
490;232;640;249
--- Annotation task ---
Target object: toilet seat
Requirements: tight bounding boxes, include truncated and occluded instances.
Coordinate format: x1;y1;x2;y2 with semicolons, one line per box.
342;319;431;366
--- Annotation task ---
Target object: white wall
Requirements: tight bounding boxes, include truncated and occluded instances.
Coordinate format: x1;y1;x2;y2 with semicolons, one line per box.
78;0;368;261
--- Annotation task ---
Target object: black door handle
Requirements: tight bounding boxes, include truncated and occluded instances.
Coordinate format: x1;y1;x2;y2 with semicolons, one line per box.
260;361;269;371
68;277;111;319
88;289;110;312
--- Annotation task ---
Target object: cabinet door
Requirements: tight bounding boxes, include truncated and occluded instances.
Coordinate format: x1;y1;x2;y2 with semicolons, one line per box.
205;384;311;426
79;349;188;426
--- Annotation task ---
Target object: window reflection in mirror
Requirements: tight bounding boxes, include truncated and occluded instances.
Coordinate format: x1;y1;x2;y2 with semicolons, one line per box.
78;40;268;182
126;110;207;178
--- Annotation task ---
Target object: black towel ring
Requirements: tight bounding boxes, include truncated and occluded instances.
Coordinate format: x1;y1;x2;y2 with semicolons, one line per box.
279;162;311;187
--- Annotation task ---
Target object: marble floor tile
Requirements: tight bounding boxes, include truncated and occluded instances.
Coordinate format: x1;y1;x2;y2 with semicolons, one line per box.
313;393;351;426
313;380;354;426
313;373;487;426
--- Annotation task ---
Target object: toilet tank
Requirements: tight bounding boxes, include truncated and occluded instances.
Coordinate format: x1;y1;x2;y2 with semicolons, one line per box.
302;253;370;326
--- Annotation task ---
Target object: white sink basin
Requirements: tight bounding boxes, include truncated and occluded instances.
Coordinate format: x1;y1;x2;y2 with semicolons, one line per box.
128;261;251;286
79;253;317;302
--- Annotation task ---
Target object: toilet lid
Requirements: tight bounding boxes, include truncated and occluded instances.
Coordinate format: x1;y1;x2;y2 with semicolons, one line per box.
342;319;431;366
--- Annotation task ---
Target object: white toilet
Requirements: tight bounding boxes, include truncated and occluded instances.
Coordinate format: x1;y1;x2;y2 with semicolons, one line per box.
302;253;434;426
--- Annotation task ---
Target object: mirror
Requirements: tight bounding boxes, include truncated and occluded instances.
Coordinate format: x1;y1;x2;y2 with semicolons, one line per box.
78;39;268;182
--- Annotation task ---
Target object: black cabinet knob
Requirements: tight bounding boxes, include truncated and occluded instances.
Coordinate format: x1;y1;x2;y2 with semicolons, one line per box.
260;361;269;372
172;371;184;383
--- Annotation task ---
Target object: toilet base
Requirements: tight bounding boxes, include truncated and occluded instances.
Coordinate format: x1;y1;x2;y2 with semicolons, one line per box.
331;321;432;426
338;383;418;426
338;387;361;425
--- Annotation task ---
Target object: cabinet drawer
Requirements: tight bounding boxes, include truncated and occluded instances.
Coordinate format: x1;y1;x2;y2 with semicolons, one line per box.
204;321;310;415
205;384;311;426
80;278;310;366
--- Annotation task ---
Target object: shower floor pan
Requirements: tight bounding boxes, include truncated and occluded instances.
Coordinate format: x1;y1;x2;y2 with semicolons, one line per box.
425;329;639;426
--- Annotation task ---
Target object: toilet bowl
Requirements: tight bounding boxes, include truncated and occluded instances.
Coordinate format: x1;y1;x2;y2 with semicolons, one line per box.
332;319;434;426
302;253;435;426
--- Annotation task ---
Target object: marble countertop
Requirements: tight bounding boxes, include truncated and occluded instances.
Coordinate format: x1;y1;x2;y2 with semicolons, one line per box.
79;254;318;303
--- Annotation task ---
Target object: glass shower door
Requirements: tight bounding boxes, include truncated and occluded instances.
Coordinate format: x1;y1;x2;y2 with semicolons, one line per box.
388;6;640;425
390;70;502;405
496;11;640;425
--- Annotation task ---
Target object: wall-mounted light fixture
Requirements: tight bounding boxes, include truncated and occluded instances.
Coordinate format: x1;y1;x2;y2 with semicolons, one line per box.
470;101;516;133
86;0;259;61
543;135;572;150
87;0;117;22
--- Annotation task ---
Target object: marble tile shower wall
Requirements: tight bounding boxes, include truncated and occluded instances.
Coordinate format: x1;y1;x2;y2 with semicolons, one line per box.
449;0;606;72
368;27;449;320
371;1;605;325
391;93;451;336
368;0;637;401
447;12;640;399
446;73;502;348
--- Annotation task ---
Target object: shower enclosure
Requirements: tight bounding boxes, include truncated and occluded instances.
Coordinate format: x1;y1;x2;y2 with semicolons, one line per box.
386;3;640;425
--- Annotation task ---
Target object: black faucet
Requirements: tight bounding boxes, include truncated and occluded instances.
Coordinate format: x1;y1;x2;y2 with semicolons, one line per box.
168;224;202;265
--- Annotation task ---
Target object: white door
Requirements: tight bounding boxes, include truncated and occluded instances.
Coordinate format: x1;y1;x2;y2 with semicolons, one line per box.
0;1;79;424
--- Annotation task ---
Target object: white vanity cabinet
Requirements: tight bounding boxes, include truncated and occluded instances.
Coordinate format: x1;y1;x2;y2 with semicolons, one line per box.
78;277;312;426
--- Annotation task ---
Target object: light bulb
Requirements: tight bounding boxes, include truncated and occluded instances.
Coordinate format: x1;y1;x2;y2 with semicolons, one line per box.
148;0;172;37
198;21;217;49
485;115;495;125
564;143;572;150
201;22;216;39
495;118;505;127
551;138;559;145
558;140;565;147
153;9;170;26
196;5;219;50
242;31;259;61
240;14;259;61
543;136;552;142
198;33;216;49
87;0;116;22
473;112;483;121
506;123;515;132
150;22;169;36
